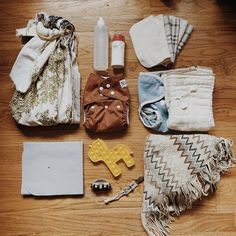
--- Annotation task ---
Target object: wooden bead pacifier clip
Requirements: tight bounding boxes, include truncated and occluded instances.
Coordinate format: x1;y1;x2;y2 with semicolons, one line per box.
104;176;144;204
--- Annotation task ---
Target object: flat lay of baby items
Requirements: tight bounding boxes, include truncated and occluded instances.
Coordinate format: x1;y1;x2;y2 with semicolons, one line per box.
88;139;135;177
10;12;80;126
91;179;112;192
94;17;109;71
104;176;144;204
9;10;234;236
141;134;235;236
130;15;193;68
111;34;125;68
21;141;83;196
83;73;130;133
138;66;215;132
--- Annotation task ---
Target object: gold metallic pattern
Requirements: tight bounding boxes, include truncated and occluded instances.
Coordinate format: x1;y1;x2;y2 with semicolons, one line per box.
10;43;69;125
38;45;68;104
65;105;72;122
10;83;39;122
35;110;56;126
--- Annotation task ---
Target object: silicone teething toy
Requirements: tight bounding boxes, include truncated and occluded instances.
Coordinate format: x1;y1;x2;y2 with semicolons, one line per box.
88;139;135;177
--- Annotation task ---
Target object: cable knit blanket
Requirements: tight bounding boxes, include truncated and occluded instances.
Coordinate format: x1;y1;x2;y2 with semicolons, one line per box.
142;134;234;236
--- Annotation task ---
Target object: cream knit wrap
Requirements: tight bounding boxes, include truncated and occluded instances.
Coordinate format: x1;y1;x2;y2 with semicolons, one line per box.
142;134;234;236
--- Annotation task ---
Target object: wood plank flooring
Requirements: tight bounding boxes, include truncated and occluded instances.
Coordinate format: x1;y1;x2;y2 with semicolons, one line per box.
0;0;236;235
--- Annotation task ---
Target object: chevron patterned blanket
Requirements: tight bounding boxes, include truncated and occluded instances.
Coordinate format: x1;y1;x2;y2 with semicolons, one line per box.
142;134;234;236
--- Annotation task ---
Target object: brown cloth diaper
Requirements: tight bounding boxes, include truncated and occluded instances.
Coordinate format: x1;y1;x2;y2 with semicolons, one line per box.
83;73;130;133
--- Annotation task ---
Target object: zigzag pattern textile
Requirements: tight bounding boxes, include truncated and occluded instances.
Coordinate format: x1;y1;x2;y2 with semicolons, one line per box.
142;134;235;236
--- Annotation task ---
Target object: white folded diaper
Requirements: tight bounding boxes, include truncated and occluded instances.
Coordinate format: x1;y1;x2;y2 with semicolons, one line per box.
164;66;215;131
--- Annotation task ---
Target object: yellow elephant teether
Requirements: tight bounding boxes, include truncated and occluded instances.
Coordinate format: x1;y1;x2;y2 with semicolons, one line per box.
88;139;135;177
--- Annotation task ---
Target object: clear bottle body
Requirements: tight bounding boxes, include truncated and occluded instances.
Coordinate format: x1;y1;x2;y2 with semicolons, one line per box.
93;19;108;71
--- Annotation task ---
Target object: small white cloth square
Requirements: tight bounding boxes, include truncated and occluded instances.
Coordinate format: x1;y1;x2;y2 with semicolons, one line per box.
21;141;84;196
164;66;215;131
129;14;193;68
129;15;171;68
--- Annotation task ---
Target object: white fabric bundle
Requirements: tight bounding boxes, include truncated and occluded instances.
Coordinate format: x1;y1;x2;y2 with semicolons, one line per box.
164;66;215;131
10;13;80;126
129;15;193;68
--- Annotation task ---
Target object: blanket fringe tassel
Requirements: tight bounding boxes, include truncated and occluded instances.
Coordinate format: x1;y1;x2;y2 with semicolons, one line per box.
142;138;235;236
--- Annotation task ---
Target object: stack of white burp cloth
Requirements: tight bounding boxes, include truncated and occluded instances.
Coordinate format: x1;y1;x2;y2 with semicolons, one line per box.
164;66;215;131
138;66;215;133
130;15;193;68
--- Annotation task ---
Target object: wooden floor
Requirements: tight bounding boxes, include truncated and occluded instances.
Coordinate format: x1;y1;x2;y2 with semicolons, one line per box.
0;0;236;235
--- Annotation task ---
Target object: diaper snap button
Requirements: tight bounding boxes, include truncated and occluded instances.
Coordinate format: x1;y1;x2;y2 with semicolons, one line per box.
117;105;121;109
106;84;111;88
99;86;104;91
110;91;115;95
105;105;108;109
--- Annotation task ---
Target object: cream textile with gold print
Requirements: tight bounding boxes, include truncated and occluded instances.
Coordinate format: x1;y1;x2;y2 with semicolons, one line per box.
10;13;80;126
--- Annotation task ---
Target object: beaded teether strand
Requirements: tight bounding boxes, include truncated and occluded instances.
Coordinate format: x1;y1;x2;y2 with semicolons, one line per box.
104;176;144;204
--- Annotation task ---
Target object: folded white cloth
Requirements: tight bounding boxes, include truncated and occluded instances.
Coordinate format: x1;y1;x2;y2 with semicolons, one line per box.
130;15;171;68
10;12;80;126
164;66;215;131
130;15;193;68
22;141;84;196
10;37;57;93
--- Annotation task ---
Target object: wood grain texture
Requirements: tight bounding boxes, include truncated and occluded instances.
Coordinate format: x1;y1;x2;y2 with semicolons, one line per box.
0;0;236;235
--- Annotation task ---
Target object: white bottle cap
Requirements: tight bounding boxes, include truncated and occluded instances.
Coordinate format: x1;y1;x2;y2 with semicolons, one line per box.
97;17;105;26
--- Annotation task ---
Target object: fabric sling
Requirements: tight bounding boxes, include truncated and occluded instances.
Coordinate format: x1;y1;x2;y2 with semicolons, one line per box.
10;12;80;126
142;134;234;236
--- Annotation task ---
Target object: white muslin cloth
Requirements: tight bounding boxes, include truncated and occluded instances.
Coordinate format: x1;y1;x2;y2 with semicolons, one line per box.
129;14;193;68
129;15;171;68
164;66;215;131
10;12;80;126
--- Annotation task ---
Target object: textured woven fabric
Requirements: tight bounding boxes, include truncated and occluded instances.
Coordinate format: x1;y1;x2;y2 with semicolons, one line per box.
164;66;215;131
129;15;171;68
10;12;80;126
142;134;234;236
130;14;193;68
138;66;215;132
